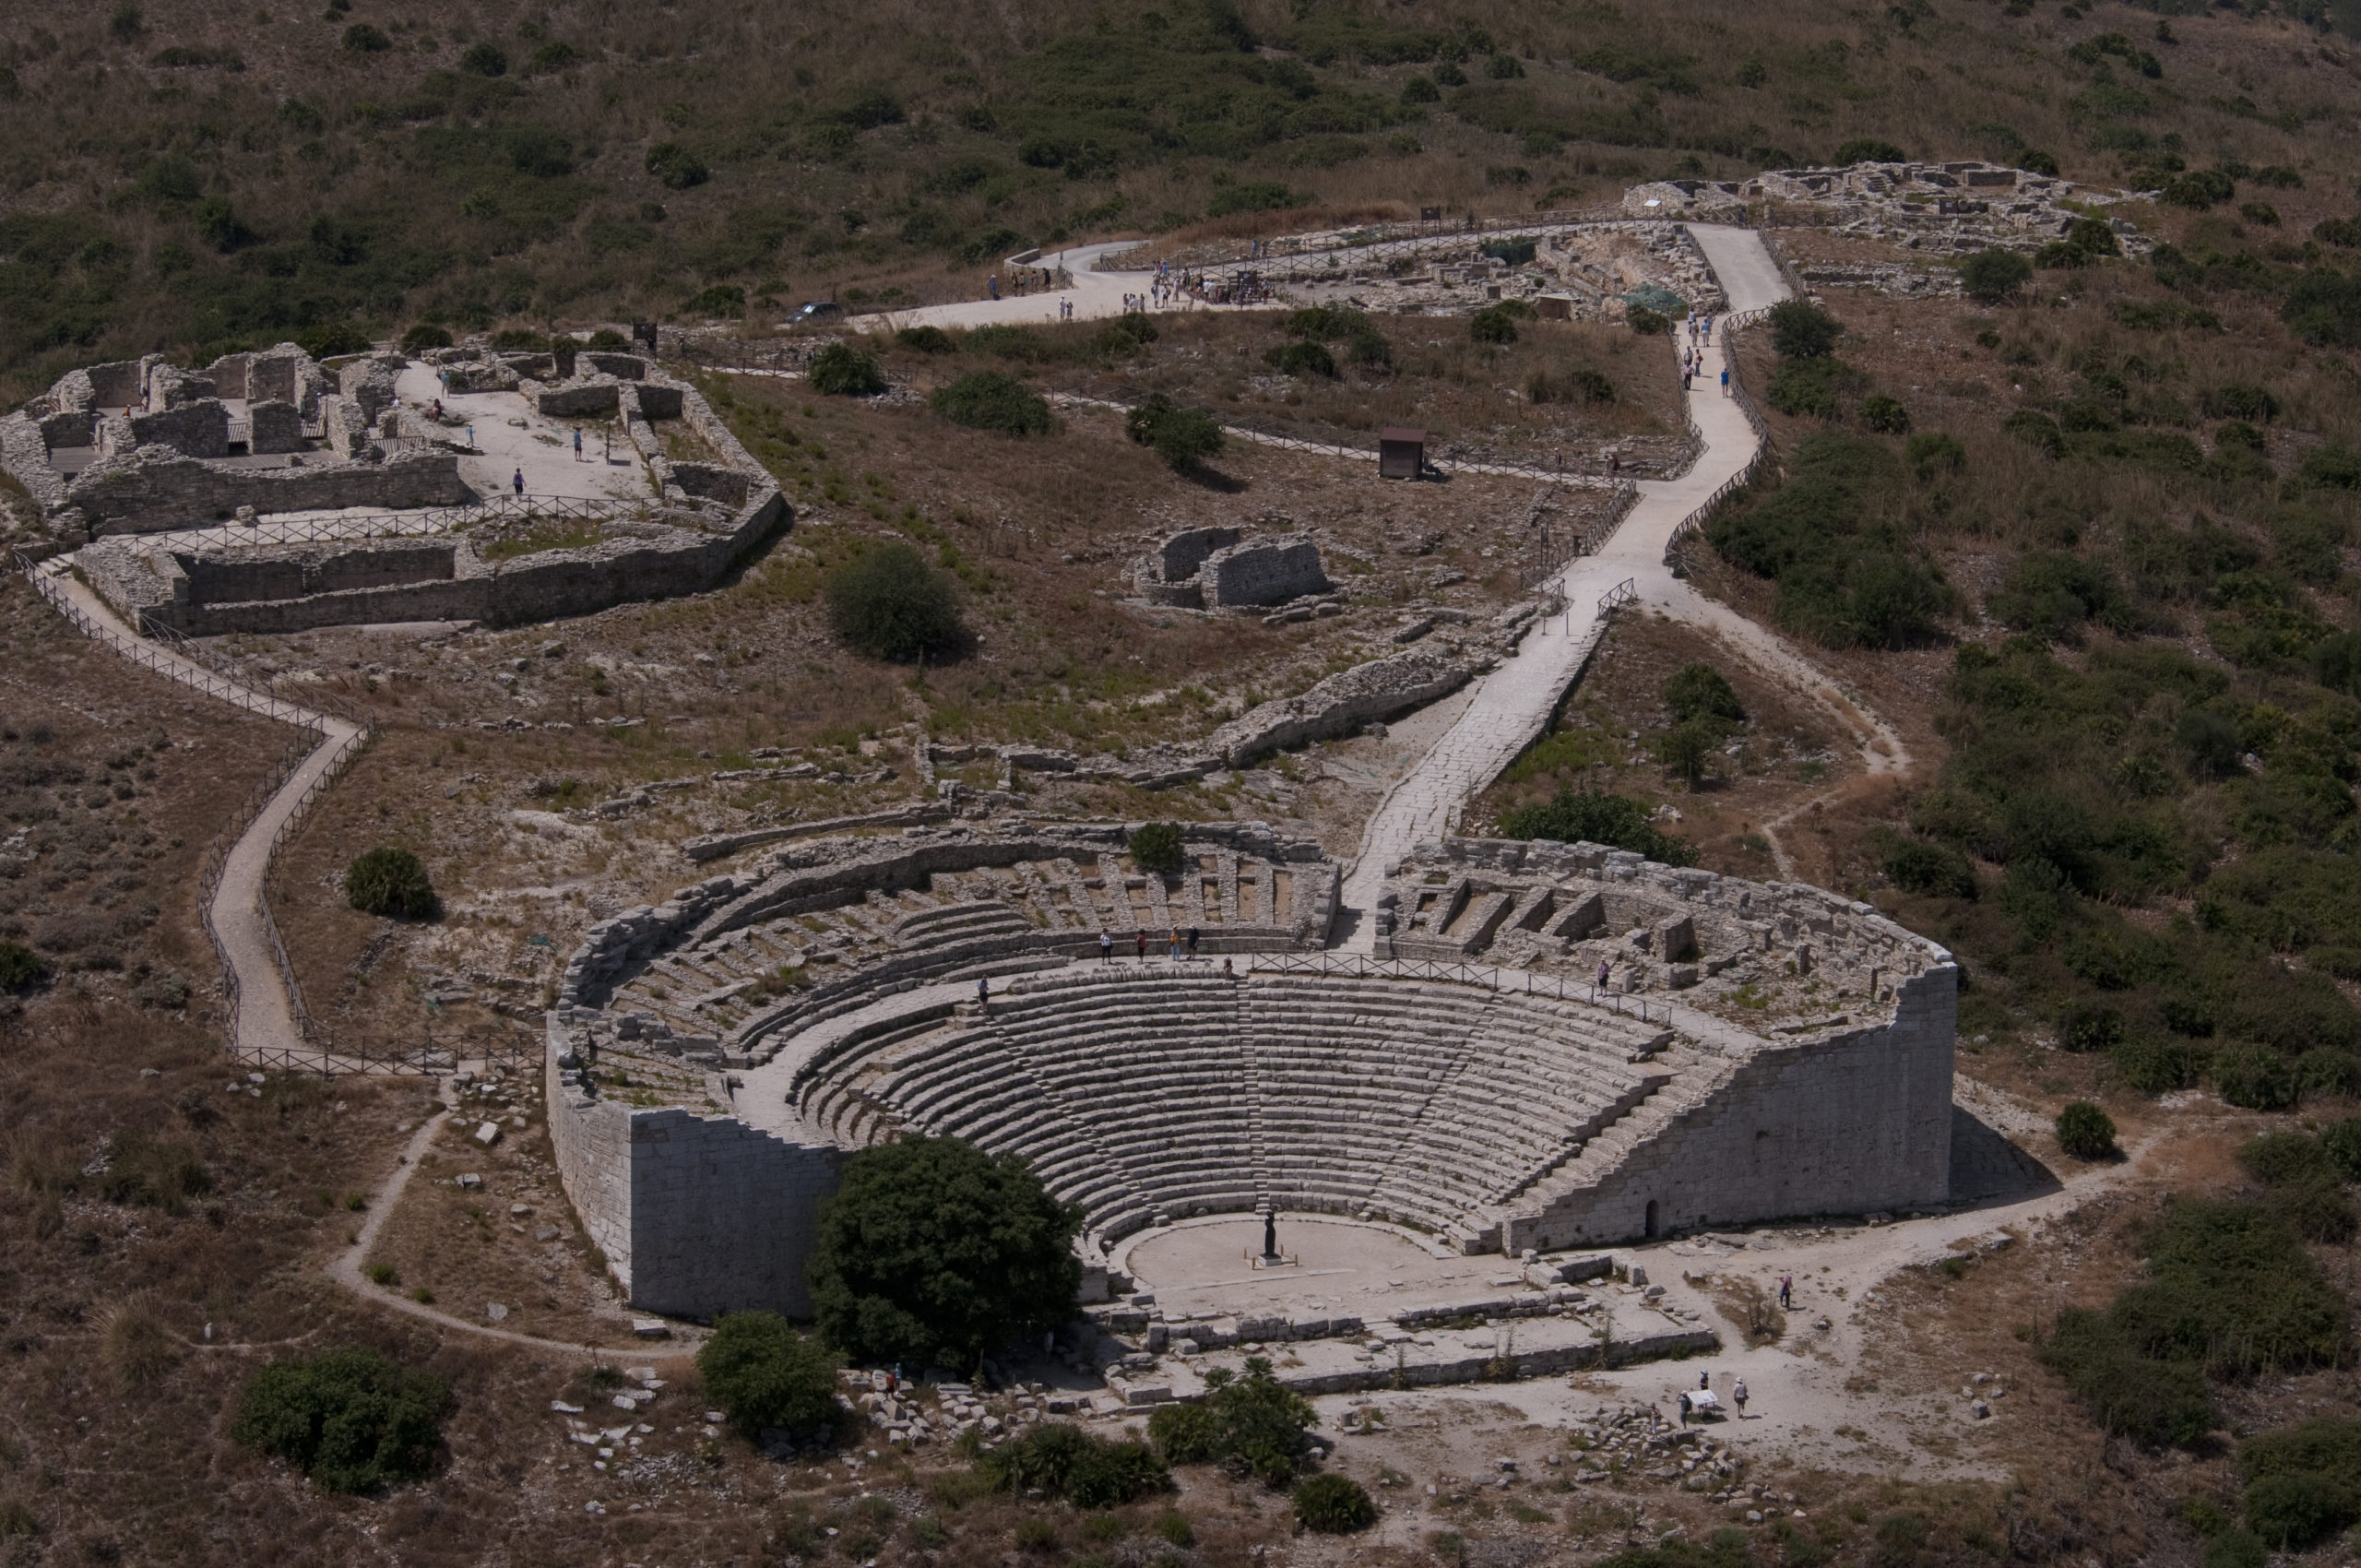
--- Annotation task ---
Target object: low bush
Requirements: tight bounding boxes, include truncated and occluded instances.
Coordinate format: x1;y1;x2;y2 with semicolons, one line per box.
2241;1420;2361;1548
231;1348;450;1493
1124;393;1224;470
399;324;452;353
341;22;391;53
2037;217;2122;268
1626;305;1669;337
1206;182;1302;217
1767;299;1842;359
1470;303;1525;344
697;1312;842;1439
1128;821;1185;874
1904;431;1966;477
2239;1130;2332;1188
2040;1308;2215;1446
1858;393;1911;434
1497;788;1692;865
1663;663;1743;725
809;342;886;397
344;849;438;920
824;543;966;662
0;941;45;993
1294;1473;1378;1533
1264;339;1336;377
932;372;1052;435
1987;552;2128;643
645;142;709;190
1882;837;1977;899
1833;137;1908;164
1148;1360;1319;1485
2056;1101;2118;1159
682;284;746;316
457;42;507;77
1526;367;1615;404
896;325;955;353
979;1423;1171;1507
1960;247;2033;303
2214;1046;2298;1111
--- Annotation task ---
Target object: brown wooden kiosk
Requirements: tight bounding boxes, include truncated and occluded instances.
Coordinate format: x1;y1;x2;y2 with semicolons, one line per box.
1379;426;1427;481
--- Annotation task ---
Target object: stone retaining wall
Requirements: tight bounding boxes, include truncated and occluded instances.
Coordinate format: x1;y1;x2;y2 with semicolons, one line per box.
544;1021;842;1317
67;447;472;535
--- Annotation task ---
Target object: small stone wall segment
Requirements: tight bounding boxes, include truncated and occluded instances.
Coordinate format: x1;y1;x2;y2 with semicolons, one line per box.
544;1027;636;1291
1208;645;1477;767
338;357;403;426
248;401;304;455
68;447;470;535
0;414;68;513
148;365;218;410
623;1107;843;1318
1513;965;1957;1250
126;400;230;459
1201;535;1330;608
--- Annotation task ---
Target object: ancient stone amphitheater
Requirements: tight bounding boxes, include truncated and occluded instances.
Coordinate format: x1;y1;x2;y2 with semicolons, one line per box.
546;819;1956;1322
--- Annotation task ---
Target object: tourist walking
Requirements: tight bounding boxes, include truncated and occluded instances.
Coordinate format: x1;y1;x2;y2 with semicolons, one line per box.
1596;956;1612;990
573;427;583;461
988;275;1000;301
1721;365;1730;397
1734;1379;1749;1419
1778;1274;1792;1310
512;468;525;496
1135;930;1147;960
1169;927;1180;960
1678;1393;1691;1427
1699;1371;1710;1393
1100;931;1114;964
976;976;991;1012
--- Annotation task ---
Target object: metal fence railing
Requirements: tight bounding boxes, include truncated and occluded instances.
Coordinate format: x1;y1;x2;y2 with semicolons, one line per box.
1248;949;1668;1025
1663;317;1775;565
7;552;421;1075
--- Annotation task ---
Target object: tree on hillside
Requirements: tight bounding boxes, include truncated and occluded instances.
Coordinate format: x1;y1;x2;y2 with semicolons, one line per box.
807;1136;1083;1368
825;543;967;661
1767;299;1843;360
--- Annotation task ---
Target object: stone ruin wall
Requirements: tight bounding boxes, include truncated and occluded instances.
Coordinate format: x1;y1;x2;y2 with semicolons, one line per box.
1510;964;1956;1252
68;374;788;634
1130;527;1327;611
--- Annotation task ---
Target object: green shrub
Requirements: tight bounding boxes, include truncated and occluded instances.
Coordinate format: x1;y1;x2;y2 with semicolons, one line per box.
896;325;955;353
1858;393;1910;434
1904;431;1966;478
2283;269;2361;350
809;342;886;397
2059;1003;2123;1053
1767;299;1842;360
1652;719;1719;790
1625;305;1668;337
1264;339;1336;377
1987;552;2126;644
1766;357;1845;419
1498;788;1691;865
2203;1529;2266;1568
1128;821;1185;874
807;1136;1082;1367
2269;1175;2357;1244
399;324;452;353
341;22;391;53
1147;1359;1318;1485
297;322;373;360
231;1348;449;1493
824;543;967;662
2039;1307;2216;1447
2241;1420;2361;1548
1960;247;2034;303
2239;1130;2332;1188
1206;182;1301;217
979;1423;1171;1507
645;142;709;190
2056;1101;2118;1159
344;849;438;921
2318;1119;2361;1182
1663;663;1743;725
683;284;746;316
1401;75;1440;103
1882;838;1976;899
933;371;1053;435
457;42;507;76
2004;408;2065;457
1527;367;1615;405
2038;217;2122;268
0;942;45;993
1152;1510;1194;1546
1123;393;1224;470
2215;1046;2299;1111
1833;137;1908;164
696;1312;842;1439
1294;1473;1377;1533
1470;304;1523;344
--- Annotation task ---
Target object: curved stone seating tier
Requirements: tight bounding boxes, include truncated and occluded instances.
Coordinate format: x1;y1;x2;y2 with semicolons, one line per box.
781;961;1697;1250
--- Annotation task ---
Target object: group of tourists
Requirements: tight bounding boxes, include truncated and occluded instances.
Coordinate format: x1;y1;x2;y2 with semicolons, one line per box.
974;930;1229;1012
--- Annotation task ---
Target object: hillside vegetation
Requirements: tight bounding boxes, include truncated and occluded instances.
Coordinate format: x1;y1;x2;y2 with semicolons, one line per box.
6;0;2361;396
